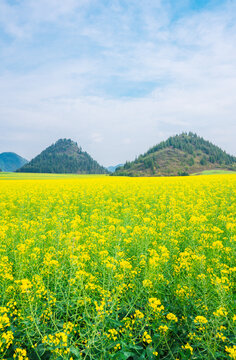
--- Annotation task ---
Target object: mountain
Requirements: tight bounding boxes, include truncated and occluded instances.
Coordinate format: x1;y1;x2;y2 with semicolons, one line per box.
112;132;236;177
17;139;108;174
107;164;124;173
0;152;28;172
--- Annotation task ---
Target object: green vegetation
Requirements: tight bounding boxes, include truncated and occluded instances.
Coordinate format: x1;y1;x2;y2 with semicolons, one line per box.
113;132;236;177
0;175;235;359
0;172;105;180
192;169;236;175
0;152;28;172
17;139;108;174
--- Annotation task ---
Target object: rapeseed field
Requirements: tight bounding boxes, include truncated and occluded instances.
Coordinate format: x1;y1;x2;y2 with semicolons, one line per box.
0;175;235;359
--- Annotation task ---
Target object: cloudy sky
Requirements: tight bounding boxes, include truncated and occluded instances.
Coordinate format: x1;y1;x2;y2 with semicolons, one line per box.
0;0;235;166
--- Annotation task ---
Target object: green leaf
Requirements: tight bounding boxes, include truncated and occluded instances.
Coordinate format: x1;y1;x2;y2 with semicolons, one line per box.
70;346;82;358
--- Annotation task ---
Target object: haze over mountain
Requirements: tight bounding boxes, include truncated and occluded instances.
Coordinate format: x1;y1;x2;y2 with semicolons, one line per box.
107;164;124;173
113;133;236;177
17;139;108;174
0;152;28;172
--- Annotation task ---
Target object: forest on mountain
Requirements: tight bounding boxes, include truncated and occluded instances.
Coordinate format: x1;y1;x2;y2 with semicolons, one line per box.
17;139;108;174
113;132;236;177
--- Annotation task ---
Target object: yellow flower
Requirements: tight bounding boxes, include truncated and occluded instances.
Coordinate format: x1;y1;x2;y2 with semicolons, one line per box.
225;345;236;359
216;333;226;342
119;259;132;270
133;310;144;319
15;279;32;294
166;313;178;322
182;343;193;355
1;330;14;349
142;331;152;344
13;348;29;360
114;343;121;351
63;321;74;334
213;307;228;317
158;325;169;334
194;316;208;324
107;329;119;341
149;298;164;313
142;279;153;288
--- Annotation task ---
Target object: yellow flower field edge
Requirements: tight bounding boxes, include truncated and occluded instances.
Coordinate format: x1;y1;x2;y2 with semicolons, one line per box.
0;175;235;359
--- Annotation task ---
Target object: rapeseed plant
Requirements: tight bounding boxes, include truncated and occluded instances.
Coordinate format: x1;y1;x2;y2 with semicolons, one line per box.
0;174;235;359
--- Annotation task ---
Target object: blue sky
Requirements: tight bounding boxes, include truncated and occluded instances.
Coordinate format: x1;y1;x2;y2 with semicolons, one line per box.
0;0;235;166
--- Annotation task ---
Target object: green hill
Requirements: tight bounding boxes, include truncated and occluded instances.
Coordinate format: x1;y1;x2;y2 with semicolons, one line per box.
113;132;236;177
0;152;28;172
17;139;108;174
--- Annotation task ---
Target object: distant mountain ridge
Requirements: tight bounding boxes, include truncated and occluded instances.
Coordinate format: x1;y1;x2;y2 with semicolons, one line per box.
113;132;236;177
107;164;124;173
0;152;28;172
17;139;108;174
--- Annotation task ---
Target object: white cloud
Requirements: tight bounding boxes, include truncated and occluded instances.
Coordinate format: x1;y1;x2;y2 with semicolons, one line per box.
91;132;103;143
0;0;92;38
0;0;235;166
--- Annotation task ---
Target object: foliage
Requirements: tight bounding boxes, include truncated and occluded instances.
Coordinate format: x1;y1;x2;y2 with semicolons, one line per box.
17;139;108;174
192;170;236;175
113;132;236;177
0;174;235;359
145;132;235;162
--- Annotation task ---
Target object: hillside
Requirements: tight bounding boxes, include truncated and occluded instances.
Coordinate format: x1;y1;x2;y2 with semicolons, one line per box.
113;132;236;176
0;152;28;172
17;139;108;174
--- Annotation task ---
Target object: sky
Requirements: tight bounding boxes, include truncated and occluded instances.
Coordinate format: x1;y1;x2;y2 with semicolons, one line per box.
0;0;236;166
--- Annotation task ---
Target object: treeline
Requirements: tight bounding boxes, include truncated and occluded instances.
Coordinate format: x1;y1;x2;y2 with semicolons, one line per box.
144;132;236;165
17;154;106;174
17;139;108;174
114;132;236;177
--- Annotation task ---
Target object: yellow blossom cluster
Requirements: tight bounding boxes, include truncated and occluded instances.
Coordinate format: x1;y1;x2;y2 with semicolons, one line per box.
0;173;235;359
142;331;152;344
194;316;208;324
166;313;178;322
